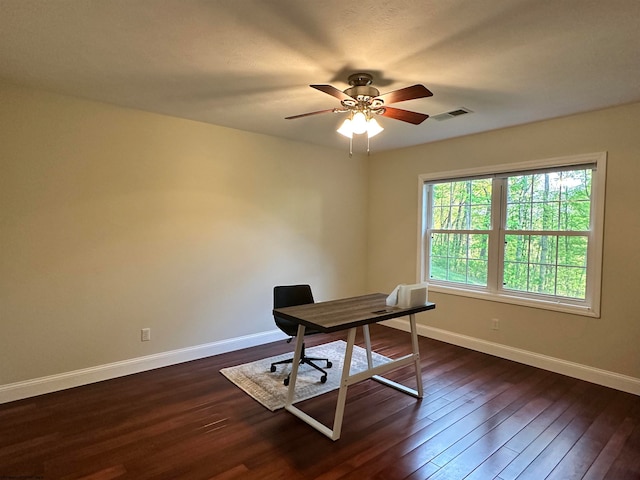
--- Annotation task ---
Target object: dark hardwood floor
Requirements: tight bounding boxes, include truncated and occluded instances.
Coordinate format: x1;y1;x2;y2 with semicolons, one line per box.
1;325;639;479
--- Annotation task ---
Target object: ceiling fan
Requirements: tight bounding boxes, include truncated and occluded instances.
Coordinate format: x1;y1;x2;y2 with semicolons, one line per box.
286;73;432;150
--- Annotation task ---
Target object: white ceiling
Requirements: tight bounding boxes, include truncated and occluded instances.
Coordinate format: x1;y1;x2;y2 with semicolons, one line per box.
1;0;639;153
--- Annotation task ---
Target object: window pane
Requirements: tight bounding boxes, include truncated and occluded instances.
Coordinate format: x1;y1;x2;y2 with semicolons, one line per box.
469;234;488;260
506;202;531;230
432;183;451;207
532;173;561;202
503;260;528;291
530;264;557;295
507;175;533;205
450;233;468;264
430;255;449;282
429;233;488;286
529;235;557;266
557;266;587;298
431;179;491;230
468;259;488;285
504;234;529;264
430;232;449;257
450;204;470;230
557;236;588;267
432;206;450;229
530;201;560;230
449;256;468;282
561;169;592;201
560;200;591;230
470;203;491;230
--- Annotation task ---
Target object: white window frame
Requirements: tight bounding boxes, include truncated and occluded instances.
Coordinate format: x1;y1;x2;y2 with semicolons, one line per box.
418;152;606;317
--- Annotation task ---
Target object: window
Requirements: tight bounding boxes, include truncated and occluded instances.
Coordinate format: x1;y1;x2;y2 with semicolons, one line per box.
419;153;606;316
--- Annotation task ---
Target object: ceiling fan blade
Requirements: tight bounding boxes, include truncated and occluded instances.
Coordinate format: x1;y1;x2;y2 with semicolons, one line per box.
285;108;338;120
378;107;429;125
310;84;355;102
375;84;433;105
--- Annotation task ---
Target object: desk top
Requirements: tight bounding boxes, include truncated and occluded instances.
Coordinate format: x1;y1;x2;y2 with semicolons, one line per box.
273;293;436;333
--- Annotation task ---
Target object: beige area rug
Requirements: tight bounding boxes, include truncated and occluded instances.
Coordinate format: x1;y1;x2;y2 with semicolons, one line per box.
220;340;390;411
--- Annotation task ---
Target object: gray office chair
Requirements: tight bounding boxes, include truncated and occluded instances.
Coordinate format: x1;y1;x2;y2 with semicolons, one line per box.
270;284;332;386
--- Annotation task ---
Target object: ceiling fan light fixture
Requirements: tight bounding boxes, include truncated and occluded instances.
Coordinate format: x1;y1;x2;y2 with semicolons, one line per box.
367;117;384;138
337;114;384;139
337;118;353;138
351;111;368;134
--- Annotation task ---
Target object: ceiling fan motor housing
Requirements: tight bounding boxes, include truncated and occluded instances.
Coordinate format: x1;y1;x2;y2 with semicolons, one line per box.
344;73;380;101
344;85;380;101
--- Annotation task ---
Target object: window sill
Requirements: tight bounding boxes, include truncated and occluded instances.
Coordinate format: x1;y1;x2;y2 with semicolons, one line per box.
427;283;599;318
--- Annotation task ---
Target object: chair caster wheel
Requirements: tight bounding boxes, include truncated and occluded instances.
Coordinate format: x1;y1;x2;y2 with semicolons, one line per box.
326;361;333;368
320;375;327;384
270;365;276;372
284;377;290;386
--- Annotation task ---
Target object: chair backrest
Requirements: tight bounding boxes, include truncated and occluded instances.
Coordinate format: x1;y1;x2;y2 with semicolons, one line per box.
273;284;314;337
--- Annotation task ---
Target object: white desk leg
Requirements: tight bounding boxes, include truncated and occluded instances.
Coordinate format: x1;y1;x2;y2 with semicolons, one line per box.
331;326;357;440
285;324;306;407
284;325;356;441
409;313;424;398
362;324;373;368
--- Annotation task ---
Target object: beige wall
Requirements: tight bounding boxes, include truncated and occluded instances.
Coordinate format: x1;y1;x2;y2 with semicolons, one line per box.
3;78;638;390
368;102;640;379
0;82;368;385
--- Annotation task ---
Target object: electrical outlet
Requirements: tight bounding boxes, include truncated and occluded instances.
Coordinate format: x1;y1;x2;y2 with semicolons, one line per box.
491;318;500;330
141;328;151;341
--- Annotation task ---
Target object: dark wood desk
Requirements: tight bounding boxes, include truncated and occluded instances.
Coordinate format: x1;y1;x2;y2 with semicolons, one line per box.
273;293;436;440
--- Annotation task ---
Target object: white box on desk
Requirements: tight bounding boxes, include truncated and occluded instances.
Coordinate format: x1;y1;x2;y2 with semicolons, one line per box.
386;283;429;308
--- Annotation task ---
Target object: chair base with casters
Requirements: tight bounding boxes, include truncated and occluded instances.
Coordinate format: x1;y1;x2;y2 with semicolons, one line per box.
271;284;333;386
270;342;333;386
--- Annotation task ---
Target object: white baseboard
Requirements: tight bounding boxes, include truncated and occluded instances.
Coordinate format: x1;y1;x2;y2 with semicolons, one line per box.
4;322;638;404
0;329;287;404
383;319;640;396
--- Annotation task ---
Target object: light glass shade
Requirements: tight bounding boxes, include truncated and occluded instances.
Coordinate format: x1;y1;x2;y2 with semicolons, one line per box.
336;118;353;138
337;112;384;141
351;111;368;134
367;117;384;138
